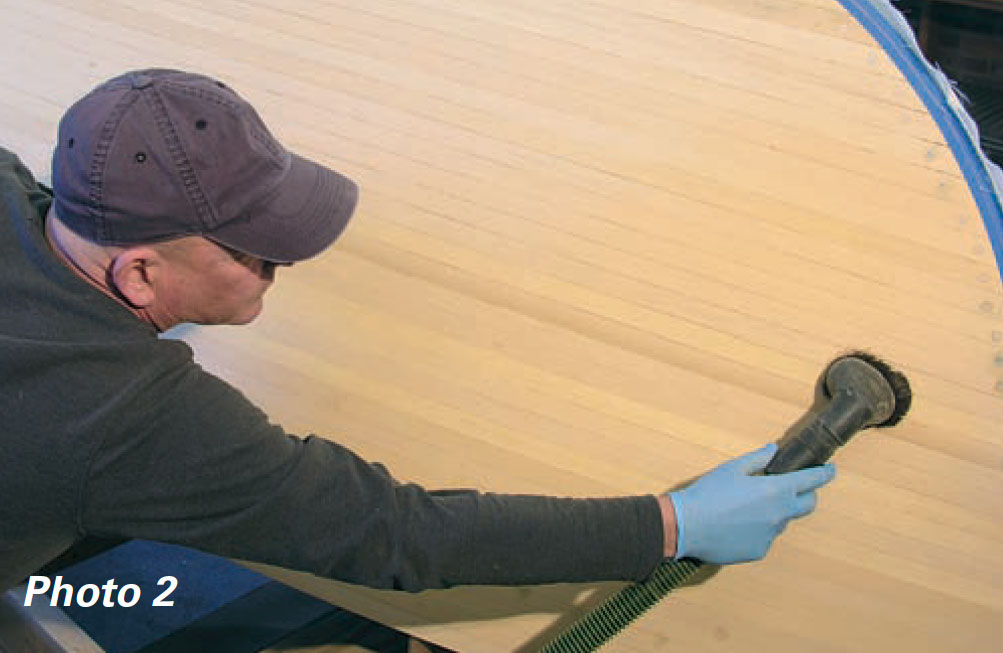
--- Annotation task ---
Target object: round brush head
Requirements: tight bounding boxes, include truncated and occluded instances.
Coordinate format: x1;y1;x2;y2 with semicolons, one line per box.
823;350;912;428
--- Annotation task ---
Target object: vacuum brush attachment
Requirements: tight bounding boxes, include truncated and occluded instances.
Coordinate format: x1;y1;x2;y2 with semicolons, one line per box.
541;350;912;653
765;351;912;475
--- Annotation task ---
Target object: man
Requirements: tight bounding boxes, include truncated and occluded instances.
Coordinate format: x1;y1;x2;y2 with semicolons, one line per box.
0;69;835;595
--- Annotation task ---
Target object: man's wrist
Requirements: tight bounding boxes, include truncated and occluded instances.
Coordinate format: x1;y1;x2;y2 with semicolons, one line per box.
656;493;678;559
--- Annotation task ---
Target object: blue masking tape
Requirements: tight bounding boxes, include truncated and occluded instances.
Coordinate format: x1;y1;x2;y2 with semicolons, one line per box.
837;0;1003;281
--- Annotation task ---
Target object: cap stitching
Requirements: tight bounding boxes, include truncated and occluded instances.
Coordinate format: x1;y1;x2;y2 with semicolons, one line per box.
161;81;240;110
142;85;217;230
90;91;142;242
249;121;288;166
237;104;287;165
161;80;287;168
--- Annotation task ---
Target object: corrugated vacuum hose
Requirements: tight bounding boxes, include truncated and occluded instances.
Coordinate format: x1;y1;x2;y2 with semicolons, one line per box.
540;351;912;653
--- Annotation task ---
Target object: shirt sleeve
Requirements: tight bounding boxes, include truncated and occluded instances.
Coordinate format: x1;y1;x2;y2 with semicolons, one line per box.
80;349;665;592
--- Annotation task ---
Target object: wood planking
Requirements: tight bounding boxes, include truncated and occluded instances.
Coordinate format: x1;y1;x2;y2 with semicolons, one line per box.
7;3;994;343
0;3;982;264
2;0;1002;650
3;1;962;190
17;0;994;286
271;0;960;181
663;0;889;46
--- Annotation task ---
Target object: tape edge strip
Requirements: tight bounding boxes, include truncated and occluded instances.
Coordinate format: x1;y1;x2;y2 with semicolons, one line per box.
836;0;1003;282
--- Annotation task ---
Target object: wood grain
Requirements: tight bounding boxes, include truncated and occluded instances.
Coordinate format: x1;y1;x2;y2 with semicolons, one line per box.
1;1;1001;650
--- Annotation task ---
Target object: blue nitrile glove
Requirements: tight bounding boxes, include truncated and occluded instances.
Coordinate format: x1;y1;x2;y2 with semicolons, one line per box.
668;443;836;564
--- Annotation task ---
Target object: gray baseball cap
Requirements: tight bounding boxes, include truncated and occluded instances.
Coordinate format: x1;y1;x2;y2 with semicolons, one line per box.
51;69;359;263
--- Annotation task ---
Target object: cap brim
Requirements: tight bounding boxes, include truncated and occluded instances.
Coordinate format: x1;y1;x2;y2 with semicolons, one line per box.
209;153;359;263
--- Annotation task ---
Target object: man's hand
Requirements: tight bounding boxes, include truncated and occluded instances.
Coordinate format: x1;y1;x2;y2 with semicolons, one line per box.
662;443;836;564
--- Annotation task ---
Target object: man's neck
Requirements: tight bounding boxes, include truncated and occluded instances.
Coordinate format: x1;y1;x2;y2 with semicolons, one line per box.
44;206;162;331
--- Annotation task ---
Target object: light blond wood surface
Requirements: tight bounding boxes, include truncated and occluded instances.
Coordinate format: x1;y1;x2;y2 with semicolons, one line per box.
2;0;1002;650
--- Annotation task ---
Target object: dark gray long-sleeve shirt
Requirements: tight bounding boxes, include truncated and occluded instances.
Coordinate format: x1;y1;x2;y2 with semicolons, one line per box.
0;147;664;593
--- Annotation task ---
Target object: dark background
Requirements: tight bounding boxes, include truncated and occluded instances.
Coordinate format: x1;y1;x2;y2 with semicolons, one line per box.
893;0;1003;166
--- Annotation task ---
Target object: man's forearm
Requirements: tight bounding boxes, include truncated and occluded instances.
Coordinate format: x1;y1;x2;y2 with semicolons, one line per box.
656;494;678;558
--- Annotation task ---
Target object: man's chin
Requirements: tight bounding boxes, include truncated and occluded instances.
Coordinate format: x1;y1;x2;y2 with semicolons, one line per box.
226;298;265;325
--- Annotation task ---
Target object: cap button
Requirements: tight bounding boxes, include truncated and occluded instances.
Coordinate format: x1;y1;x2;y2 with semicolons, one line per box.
130;73;154;89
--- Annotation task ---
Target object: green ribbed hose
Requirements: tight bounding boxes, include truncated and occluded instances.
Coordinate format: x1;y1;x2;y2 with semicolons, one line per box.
539;558;702;652
538;352;911;652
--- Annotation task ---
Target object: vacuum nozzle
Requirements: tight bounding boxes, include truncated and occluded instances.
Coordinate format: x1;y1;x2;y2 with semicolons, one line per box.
764;351;912;475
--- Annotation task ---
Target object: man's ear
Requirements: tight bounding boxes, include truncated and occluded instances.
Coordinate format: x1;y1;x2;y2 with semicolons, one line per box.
109;248;162;308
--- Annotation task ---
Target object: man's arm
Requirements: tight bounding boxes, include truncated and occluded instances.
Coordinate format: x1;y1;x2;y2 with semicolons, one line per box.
656;494;678;559
78;348;665;591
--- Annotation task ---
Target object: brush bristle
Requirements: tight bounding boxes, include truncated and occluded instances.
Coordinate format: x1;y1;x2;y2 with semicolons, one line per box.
834;350;912;427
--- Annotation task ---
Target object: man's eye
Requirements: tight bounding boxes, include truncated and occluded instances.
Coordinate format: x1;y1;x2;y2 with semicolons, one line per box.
227;249;253;264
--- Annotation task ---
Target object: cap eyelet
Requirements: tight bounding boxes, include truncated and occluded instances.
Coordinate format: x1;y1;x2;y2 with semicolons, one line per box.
195;119;208;130
135;152;147;163
68;138;75;149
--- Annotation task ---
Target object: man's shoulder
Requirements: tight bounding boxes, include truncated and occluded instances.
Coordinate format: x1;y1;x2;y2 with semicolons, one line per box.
0;146;30;175
0;145;19;163
0;146;45;197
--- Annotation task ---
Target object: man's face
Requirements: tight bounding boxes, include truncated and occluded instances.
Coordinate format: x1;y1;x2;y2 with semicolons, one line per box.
152;237;281;325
